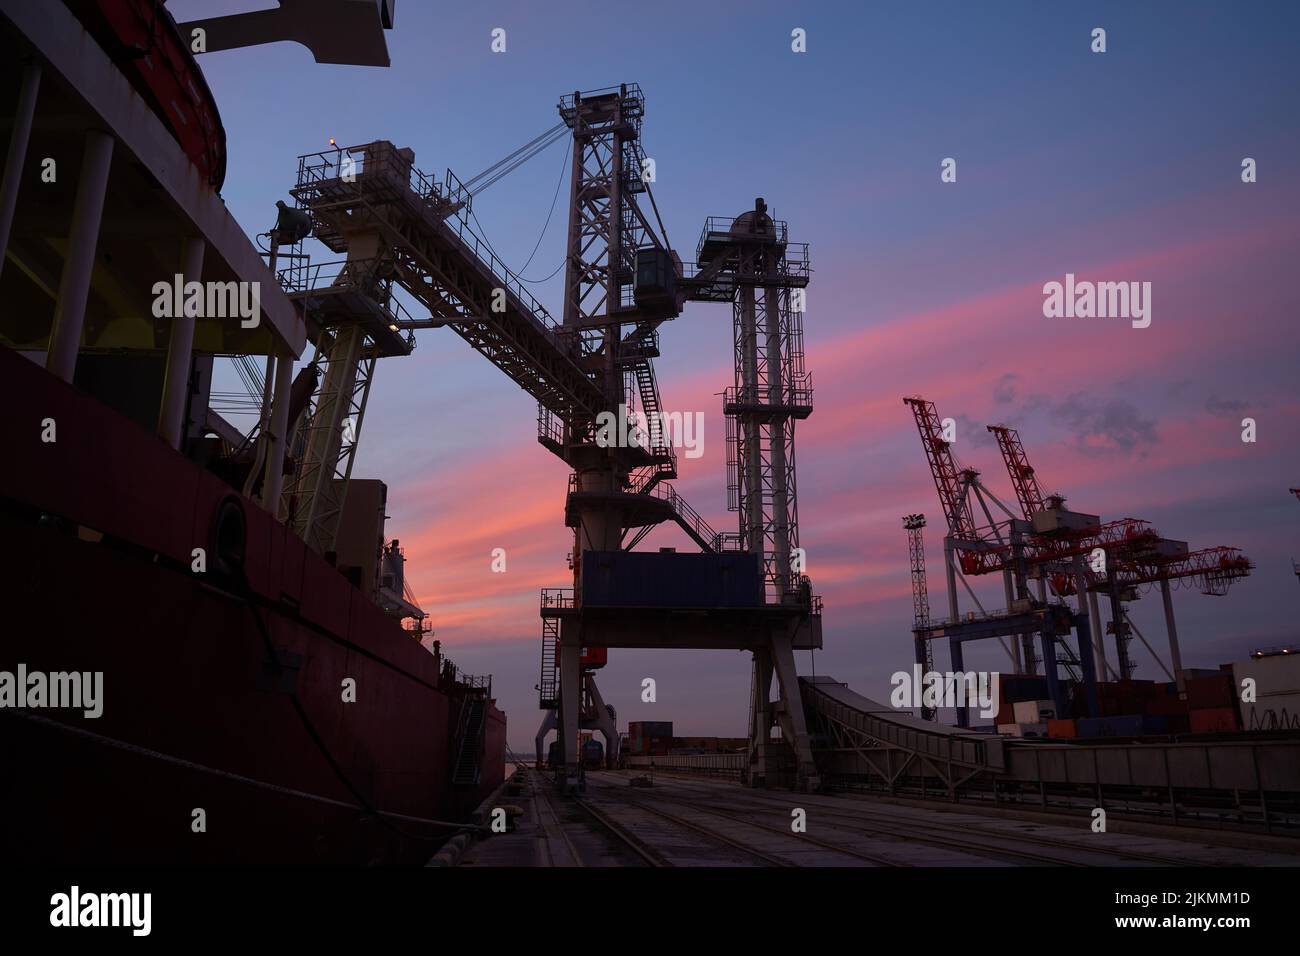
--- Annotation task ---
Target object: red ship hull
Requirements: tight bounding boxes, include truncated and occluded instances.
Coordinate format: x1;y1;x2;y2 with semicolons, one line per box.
0;345;505;864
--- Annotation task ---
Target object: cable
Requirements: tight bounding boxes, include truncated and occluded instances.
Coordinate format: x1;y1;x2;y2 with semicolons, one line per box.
459;126;574;290
515;138;571;277
464;121;565;190
472;124;568;195
462;132;573;287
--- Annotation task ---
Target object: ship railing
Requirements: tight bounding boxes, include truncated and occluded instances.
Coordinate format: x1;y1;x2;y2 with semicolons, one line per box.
441;657;493;699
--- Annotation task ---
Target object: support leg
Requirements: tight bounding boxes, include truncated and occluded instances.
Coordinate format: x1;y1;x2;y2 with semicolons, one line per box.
950;638;967;727
769;633;820;792
1087;590;1108;678
746;647;773;787
0;60;40;280
1108;578;1130;679
558;621;581;792
46;131;114;383
1040;629;1064;721
584;673;619;769
534;708;557;768
1161;579;1185;695
915;635;933;721
1073;559;1100;718
157;237;206;448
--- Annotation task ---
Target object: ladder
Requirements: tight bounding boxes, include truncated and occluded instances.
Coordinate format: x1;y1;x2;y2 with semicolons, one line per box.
452;697;487;787
538;617;559;709
627;359;676;495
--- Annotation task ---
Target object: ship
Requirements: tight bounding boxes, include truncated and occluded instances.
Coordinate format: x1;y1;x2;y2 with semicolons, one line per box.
0;0;506;865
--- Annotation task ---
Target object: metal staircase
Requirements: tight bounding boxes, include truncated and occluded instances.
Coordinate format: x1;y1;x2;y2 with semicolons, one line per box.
538;616;560;709
626;358;676;495
451;696;487;787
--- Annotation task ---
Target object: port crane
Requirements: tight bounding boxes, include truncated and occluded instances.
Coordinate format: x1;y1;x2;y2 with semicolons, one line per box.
902;394;1253;724
261;84;822;791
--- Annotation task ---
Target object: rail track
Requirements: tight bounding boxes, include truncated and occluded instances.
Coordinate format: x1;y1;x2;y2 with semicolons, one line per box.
646;775;1213;866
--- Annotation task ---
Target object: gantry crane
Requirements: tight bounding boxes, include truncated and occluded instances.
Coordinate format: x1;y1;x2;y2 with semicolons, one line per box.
987;423;1252;692
902;396;1093;723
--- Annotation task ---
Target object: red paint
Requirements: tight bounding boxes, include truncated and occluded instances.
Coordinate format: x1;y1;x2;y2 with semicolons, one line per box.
1;346;504;863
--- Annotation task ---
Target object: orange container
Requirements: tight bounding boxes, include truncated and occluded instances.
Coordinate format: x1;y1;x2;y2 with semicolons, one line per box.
1047;719;1077;739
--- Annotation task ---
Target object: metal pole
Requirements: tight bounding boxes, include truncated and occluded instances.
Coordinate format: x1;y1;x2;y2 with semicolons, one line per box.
1003;570;1022;671
46;130;114;383
1087;589;1109;678
1108;576;1130;679
1161;578;1185;694
260;347;294;517
0;60;41;280
950;638;967;727
944;539;959;620
157;237;206;448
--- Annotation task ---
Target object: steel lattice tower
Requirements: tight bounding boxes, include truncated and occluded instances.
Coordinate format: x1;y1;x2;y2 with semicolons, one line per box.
703;201;812;601
904;514;936;720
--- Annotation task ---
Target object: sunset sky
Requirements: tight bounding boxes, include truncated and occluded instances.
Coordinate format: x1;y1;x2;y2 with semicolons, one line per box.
175;0;1300;748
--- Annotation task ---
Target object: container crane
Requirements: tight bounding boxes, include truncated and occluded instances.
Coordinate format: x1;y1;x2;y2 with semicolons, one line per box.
986;423;1254;691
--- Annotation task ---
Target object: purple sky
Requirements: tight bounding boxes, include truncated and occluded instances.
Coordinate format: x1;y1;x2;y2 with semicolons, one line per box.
175;1;1300;747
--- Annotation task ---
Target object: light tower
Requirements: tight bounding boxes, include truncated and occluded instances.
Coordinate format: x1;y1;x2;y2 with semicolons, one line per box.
903;514;936;720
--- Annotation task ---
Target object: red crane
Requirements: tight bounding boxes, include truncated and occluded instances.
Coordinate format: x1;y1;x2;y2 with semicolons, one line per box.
985;421;1253;684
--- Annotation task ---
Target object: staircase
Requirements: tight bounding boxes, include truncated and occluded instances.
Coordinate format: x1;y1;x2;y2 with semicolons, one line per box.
452;697;487;787
628;359;676;495
538;616;560;709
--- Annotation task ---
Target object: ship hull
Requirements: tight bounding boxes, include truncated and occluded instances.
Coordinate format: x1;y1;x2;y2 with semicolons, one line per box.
0;346;505;864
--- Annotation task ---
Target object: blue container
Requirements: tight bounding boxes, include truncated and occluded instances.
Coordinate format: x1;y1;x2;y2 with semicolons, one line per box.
1104;714;1145;737
1141;715;1169;735
1077;717;1104;738
582;551;763;608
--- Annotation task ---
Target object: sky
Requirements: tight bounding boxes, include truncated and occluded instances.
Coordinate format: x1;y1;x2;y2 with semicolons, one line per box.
172;0;1300;749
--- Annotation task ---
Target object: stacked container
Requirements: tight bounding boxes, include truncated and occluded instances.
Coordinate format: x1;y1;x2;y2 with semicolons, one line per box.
1185;671;1241;734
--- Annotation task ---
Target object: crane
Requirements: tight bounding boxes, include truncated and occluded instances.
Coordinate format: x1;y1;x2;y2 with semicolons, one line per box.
986;422;1253;690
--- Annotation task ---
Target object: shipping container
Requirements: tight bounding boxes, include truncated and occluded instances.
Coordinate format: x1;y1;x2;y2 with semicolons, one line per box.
1189;707;1241;734
582;551;763;608
999;676;1049;703
1146;696;1190;717
1013;699;1056;723
1232;654;1300;731
628;721;673;738
1047;718;1077;738
1078;714;1146;737
1186;673;1235;710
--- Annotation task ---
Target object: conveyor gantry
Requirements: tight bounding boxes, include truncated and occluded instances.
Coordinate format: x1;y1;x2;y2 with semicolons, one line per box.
290;141;606;424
